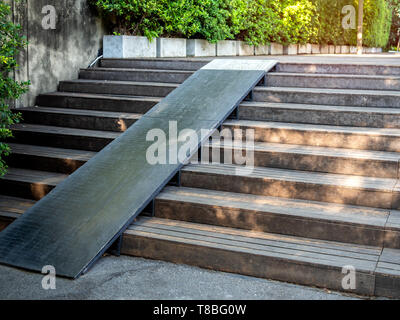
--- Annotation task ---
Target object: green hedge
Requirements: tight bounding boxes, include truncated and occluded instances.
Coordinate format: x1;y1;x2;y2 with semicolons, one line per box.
91;0;392;47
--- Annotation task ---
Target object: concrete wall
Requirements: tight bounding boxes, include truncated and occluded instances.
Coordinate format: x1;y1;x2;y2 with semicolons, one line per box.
6;0;105;107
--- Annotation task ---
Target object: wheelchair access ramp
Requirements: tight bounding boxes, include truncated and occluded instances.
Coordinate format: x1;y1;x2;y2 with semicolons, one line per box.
0;59;277;279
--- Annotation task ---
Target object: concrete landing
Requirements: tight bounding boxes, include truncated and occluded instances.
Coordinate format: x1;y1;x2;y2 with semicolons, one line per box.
0;255;365;300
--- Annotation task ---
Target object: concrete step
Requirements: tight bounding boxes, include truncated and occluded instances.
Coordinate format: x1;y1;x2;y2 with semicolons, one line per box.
100;58;208;71
123;216;386;297
239;102;400;128
59;79;178;97
18;107;141;132
7;143;95;174
275;62;400;76
155;186;400;247
80;68;193;84
180;163;400;210
205;141;400;178
0;195;35;231
36;92;160;114
253;87;400;108
10;124;119;151
267;73;400;91
223;120;400;152
0;168;67;200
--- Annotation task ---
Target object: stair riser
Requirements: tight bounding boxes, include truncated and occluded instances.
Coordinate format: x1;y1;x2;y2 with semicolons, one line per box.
0;179;55;201
59;82;176;97
36;95;157;114
79;70;191;84
223;124;400;152
121;233;375;296
267;75;400;91
19;110;138;132
276;64;400;76
239;105;400;129
7;153;86;174
180;171;398;209
205;146;398;178
100;59;207;71
253;89;400;108
155;199;388;247
0;219;13;232
11;131;114;152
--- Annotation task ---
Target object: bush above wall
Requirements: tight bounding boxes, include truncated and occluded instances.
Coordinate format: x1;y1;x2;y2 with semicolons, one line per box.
91;0;392;48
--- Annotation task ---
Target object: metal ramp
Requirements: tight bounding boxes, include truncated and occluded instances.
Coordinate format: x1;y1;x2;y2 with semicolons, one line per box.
0;59;277;278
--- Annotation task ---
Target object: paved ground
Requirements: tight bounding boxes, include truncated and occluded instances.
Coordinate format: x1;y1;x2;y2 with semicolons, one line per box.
0;255;367;300
172;53;400;65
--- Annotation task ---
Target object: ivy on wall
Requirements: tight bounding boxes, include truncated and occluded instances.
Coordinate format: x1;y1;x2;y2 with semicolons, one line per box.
0;2;29;177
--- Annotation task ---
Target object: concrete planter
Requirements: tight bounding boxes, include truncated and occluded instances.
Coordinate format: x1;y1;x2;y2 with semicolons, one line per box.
217;40;237;56
157;38;186;58
311;44;320;54
103;35;157;58
255;44;270;56
341;45;350;54
284;44;298;55
270;43;284;55
329;45;335;54
237;41;254;56
320;44;329;54
335;46;342;54
187;39;216;57
298;44;312;54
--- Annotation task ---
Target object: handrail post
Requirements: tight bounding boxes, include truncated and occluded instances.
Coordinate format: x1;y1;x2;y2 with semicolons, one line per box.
357;0;364;55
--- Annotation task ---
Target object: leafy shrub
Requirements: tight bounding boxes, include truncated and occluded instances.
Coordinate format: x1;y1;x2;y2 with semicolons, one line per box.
279;0;318;44
91;0;233;42
0;2;29;177
228;0;282;46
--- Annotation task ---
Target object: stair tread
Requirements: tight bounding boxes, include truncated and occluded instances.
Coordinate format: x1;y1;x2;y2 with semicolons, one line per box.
0;195;35;219
11;123;120;138
62;79;180;88
207;140;400;161
256;86;400;96
126;217;381;271
270;72;400;80
81;67;194;74
182;163;397;192
20;107;143;119
224;120;400;137
158;186;390;227
8;143;96;161
38;91;162;102
240;101;400;114
1;167;68;185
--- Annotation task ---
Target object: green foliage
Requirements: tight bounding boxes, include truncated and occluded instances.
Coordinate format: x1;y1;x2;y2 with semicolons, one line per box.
363;0;392;48
0;2;29;177
92;0;392;47
279;0;318;44
311;0;391;47
91;0;233;42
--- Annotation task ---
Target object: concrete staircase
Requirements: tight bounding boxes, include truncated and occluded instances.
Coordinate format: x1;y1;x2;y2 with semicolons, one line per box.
1;58;400;298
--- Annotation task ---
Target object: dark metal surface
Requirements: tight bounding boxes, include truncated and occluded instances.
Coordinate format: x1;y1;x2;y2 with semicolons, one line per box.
0;59;277;278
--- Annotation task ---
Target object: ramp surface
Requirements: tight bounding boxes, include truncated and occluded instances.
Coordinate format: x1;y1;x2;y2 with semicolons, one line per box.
0;59;277;278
